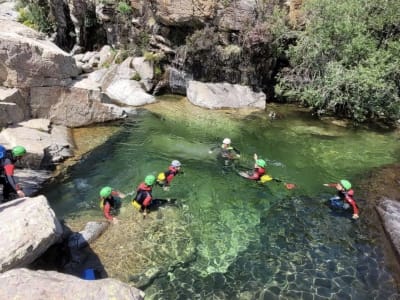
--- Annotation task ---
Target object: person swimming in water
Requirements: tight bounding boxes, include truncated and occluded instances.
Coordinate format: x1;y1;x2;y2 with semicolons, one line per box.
323;179;359;220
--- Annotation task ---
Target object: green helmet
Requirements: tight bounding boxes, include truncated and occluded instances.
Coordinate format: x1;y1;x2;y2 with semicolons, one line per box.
340;179;352;190
100;186;112;198
12;146;26;157
145;175;156;186
256;159;266;168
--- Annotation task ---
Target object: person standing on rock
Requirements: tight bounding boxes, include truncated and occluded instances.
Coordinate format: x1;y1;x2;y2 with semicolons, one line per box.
0;145;26;203
99;186;126;224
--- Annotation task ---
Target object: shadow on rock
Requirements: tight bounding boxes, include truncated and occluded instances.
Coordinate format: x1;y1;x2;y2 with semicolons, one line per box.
30;220;109;280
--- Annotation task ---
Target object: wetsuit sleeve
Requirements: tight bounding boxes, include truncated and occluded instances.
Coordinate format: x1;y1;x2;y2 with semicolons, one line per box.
4;163;20;193
345;195;359;215
103;202;113;220
166;173;175;185
248;168;261;180
325;183;337;187
142;192;152;207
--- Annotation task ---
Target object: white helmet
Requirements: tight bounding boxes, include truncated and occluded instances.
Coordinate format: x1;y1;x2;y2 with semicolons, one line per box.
171;160;181;167
222;138;231;145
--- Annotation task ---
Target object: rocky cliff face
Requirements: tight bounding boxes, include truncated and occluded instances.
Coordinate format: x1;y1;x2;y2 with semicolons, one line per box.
42;0;303;97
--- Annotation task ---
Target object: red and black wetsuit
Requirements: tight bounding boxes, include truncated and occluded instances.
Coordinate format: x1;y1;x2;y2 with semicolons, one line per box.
338;189;359;215
102;192;120;221
0;152;22;202
164;166;180;186
134;182;153;210
248;166;266;180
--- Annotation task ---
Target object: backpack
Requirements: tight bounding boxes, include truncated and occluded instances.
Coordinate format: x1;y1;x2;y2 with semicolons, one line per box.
0;145;6;160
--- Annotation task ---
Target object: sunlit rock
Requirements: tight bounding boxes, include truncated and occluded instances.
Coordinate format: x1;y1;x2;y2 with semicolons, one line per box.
187;81;266;109
0;20;79;88
0;196;63;272
0;268;144;300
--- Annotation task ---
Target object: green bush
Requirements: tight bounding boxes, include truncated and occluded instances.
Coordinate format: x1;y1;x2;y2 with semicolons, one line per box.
116;1;132;15
277;0;400;125
17;3;53;33
143;51;163;63
131;73;141;81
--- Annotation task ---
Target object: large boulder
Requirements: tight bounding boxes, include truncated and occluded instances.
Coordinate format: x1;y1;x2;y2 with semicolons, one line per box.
0;87;28;127
0;20;80;88
376;199;400;258
0;119;74;169
30;85;127;127
0;196;63;272
89;60;156;106
0;268;144;300
187;80;266;109
150;0;216;26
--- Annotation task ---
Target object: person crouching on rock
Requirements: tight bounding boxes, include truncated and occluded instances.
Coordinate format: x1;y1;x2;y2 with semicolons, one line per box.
323;179;359;220
132;175;155;218
99;186;126;224
0;145;27;203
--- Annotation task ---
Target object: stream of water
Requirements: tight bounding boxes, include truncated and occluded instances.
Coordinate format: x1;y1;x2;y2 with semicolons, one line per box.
44;96;400;299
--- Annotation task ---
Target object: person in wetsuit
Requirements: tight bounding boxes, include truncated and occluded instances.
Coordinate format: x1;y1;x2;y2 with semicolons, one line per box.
323;179;359;220
99;186;126;224
0;146;26;203
132;175;156;218
209;138;241;168
156;160;182;190
239;153;266;180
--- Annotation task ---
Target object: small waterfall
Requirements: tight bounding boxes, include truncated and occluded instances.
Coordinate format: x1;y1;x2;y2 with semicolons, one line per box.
172;45;188;70
169;45;193;95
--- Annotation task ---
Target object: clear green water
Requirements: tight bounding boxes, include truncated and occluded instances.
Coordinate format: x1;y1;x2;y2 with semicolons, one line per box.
44;97;400;299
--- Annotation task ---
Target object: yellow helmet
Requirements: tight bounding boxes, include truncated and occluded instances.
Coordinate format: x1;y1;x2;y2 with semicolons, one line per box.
260;175;273;183
132;200;141;210
157;172;166;181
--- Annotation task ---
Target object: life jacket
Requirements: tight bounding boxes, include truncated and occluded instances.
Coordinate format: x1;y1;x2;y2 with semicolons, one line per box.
99;196;116;209
164;166;179;184
254;167;265;179
338;189;354;200
0;145;6;160
0;151;15;178
134;182;152;204
221;145;234;158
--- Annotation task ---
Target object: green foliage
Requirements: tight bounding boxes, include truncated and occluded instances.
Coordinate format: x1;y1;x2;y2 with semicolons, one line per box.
143;51;163;63
137;32;150;51
277;0;400;125
221;45;242;60
116;1;132;15
114;50;130;64
154;65;162;78
17;3;53;33
131;73;141;81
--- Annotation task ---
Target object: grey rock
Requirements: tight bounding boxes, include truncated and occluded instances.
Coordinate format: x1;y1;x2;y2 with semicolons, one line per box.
0;196;63;272
0;268;145;300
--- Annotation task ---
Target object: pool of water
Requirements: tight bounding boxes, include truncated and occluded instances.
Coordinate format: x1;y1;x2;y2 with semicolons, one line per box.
43;96;400;299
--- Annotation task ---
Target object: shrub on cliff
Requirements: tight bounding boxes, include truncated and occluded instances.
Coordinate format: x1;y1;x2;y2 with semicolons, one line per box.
276;0;400;125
